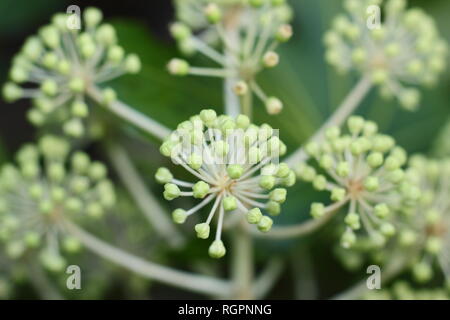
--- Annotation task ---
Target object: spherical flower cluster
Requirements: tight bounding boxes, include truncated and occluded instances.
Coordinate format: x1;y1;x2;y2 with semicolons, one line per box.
295;116;419;249
396;156;450;283
0;136;116;271
324;0;448;110
2;7;141;137
168;0;293;115
155;109;295;258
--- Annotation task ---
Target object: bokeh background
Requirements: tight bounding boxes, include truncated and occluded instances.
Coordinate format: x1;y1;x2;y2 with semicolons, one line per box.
0;0;449;299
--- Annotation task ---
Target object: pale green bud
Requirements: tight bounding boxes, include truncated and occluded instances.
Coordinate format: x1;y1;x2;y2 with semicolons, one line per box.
399;89;420;111
41;79;58;96
24;232;41;248
266;201;281;216
364;176;379;192
270;188;287;203
265;97;283;115
347;115;365;134
236;114;250;129
3;82;23;102
125;54;141;74
223;196;237;211
48;163;65;182
84;7;103;27
209;240;226;258
195;223;210;239
276;24;293;42
89;162;107;181
296;163;316;181
213;141;229;157
413;262;432;283
102;88;117;105
363;121;378;136
325;126;341;140
172;209;187;224
425;237;442;254
259;175;275;190
96;24;117;45
331;187;346;202
380;223;396;237
170;22;191;41
258;216;273;233
204;3;222;24
341;229;356;248
320;154;334;170
69;77;85;93
163;183;181;200
227;164;244;179
399;229;417;246
367;152;384;168
188;153;203;170
374;203;390;219
345;212;360;230
167;58;189;76
336;161;350;177
263;51;280;68
310;202;325;219
71;101;89;118
39;25;59;48
276;163;290;178
193;181;210;199
246;208;263;224
63;119;84;138
63;236;82;253
313;175;327;191
155;167;173;184
65;197;83;213
86;202;104;218
108;45;124;63
199;109;217;125
40;251;66;272
72;152;90;174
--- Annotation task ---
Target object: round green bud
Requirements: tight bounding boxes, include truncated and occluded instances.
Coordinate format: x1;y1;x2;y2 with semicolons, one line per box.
65;197;83;213
223;196;237;211
276;163;290;178
40;251;66;272
258;216;273;233
204;3;222;24
374;203;390;219
84;7;103;27
96;24;117;45
296;164;316;181
6;241;26;259
29;184;44;199
341;229;356;248
24;232;41;248
263;51;280;68
209;240;226;258
336;161;350;177
164;183;181;200
188;153;203;170
21;162;39;179
380;223;396;237
51;186;66;203
246;208;263;224
305;142;320;157
236;114;250;129
325;126;341;140
62;236;82;253
310;202;325;219
193;181;210;199
347;116;365;134
412;262;432;283
319;154;333;170
102;88;117;105
172;209;188;224
351;48;366;64
69;77;85;93
364;176;379;192
266;201;281;216
331;187;346;202
313;175;327;191
371;68;388;84
259;175;276;190
87;202;104;218
48;162;65;182
167;58;189;76
227;164;244;179
170;22;191;41
425;236;442;254
270;188;287;203
155;167;173;184
345;212;360;230
63;118;84;138
199;109;217;125
124;54;141;74
72;152;90;173
108;45;125;63
276;24;293;42
41;79;58;96
399;89;420;111
159;140;177;157
71;100;89;118
39;25;59;48
3;82;23;102
213;141;229;157
367;152;384;168
89;162;107;181
10;66;29;83
194;223;210;239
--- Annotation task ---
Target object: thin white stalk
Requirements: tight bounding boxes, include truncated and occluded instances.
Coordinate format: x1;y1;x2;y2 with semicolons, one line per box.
231;222;254;299
223;27;241;118
286;76;373;167
253;258;284;299
63;219;231;297
107;144;185;248
87;85;171;141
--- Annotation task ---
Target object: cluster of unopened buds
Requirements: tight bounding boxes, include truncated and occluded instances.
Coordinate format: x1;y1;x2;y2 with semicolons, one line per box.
295;116;419;249
0;136;116;271
155;109;295;258
395;156;450;282
324;0;448;110
168;0;293;115
2;7;141;137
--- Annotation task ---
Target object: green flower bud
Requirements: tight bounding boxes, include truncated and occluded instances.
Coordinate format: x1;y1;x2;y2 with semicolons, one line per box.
102;87;117;105
24;232;41;248
188;153;203;170
193;181;210;199
209;240;226;258
72;152;90;173
124;54;141;74
374;203;390;219
227;164;244;179
172;209;188;224
367;152;384;168
341;229;356;248
41;79;58;96
425;237;442;254
336;161;350;177
331;188;346;202
170;22;191;41
310;202;325;219
199;109;217;126
96;24;117;45
380;223;396;237
71;101;89;118
282;170;296;187
63;118;84;138
89;162;107;181
270;188;287;203
313;175;327;191
296;163;316;181
40;251;66;272
195;223;210;239
223;196;237;211
320;154;334;170
276;24;293;42
258;216;273;233
164;183;181;201
155;167;173;184
84;7;103;27
204;3;222;24
413;262;432;283
345;212;360;230
3;82;23;102
167;58;189;76
86;202;104;218
265;97;283;115
259;175;276;190
69;77;85;93
48;163;65;182
246;208;263;224
66;197;83;213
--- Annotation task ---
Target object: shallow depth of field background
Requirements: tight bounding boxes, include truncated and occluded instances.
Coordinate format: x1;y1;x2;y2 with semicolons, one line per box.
0;0;449;299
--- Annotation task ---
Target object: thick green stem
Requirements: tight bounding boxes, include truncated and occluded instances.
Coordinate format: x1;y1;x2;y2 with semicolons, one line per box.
63;219;231;297
231;223;254;299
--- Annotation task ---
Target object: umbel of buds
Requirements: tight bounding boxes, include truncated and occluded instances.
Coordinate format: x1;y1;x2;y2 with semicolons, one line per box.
397;156;450;283
2;7;141;137
296;116;419;249
0;136;116;271
324;0;448;110
168;0;293;115
155;109;295;258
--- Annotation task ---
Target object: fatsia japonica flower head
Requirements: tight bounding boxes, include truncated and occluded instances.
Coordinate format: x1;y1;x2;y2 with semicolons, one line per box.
2;7;141;137
324;0;448;110
155;109;295;258
168;0;293;115
295;116;419;249
396;156;450;283
0;136;116;271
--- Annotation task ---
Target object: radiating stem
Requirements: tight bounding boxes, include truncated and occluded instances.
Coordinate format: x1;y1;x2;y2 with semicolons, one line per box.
286;76;372;166
106;143;185;248
87;85;171;141
63;219;231;297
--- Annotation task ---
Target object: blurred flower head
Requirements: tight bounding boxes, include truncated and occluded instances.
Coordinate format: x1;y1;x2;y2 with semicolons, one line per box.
169;0;293;115
0;135;116;271
324;0;448;110
296;116;419;249
2;7;141;137
156;109;295;258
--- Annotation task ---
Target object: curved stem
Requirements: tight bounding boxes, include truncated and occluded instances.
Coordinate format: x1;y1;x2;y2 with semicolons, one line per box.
87;85;171;141
106;143;185;248
253;257;284;299
286;76;372;167
62;219;231;297
251;199;346;239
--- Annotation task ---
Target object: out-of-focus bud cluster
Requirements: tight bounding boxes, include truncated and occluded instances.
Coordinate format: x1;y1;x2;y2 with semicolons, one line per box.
169;0;293;115
324;0;448;110
2;7;141;137
0;135;116;271
155;109;295;258
295;116;419;249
